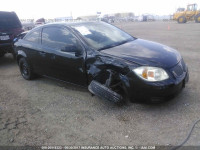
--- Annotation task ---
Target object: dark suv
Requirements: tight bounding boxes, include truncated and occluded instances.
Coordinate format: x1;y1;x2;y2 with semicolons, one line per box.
0;11;23;57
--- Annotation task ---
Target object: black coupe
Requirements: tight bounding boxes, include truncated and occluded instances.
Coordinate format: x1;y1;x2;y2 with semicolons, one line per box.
14;22;189;103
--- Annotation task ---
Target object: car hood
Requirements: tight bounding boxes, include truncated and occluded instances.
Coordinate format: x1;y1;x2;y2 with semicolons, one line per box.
101;39;181;68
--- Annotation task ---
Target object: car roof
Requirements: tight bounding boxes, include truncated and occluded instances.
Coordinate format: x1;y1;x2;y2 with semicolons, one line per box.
0;11;16;14
25;21;103;38
36;21;103;28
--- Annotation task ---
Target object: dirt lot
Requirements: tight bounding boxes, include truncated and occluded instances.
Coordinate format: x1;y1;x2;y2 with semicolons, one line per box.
0;21;200;148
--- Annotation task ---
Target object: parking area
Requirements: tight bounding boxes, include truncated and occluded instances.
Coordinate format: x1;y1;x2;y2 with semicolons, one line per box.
0;21;200;147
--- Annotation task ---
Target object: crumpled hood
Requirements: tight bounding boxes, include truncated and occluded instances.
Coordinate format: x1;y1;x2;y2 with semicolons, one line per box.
101;39;181;68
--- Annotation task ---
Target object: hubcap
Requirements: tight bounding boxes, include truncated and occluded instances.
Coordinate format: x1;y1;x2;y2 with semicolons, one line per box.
21;63;29;76
179;18;183;22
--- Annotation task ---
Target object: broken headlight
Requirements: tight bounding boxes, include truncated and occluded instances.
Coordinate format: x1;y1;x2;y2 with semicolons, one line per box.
133;66;169;82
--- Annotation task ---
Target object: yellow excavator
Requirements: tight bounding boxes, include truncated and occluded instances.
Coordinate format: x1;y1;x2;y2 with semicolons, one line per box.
173;3;200;23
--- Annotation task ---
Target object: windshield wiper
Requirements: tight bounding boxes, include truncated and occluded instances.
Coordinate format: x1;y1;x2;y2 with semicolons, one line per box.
98;38;134;51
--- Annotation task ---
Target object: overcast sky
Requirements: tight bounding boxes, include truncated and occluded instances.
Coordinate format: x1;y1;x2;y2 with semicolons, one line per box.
1;0;200;19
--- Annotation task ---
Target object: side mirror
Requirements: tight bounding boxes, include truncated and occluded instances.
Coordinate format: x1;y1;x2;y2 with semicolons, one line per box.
60;44;83;57
61;44;77;52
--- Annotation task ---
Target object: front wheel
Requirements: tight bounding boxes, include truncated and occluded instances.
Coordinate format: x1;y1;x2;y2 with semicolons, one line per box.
19;58;35;80
177;16;186;23
90;70;128;104
195;14;200;23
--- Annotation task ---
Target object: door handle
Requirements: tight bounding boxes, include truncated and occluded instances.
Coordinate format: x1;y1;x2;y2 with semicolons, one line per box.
39;51;45;54
39;51;46;56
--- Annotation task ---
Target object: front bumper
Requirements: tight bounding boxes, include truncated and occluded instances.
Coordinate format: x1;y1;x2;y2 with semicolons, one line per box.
126;66;189;101
0;43;13;53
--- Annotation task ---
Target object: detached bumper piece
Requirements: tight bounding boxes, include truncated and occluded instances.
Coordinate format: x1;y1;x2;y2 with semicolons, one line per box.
88;80;122;103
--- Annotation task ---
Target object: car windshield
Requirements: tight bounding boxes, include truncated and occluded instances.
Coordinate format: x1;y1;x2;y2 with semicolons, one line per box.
72;22;135;50
0;13;21;29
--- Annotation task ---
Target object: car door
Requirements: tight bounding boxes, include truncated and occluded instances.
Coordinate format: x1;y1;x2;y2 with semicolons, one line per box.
41;26;87;86
20;28;46;75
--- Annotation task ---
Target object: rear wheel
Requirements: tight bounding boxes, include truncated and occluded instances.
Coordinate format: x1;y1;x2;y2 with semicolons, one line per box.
178;16;186;23
19;58;35;80
195;14;200;23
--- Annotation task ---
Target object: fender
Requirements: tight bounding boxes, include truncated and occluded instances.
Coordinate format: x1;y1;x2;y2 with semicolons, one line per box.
17;50;27;57
87;54;131;81
16;50;27;63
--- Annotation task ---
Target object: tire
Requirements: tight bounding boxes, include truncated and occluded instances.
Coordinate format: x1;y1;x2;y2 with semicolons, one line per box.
19;58;35;80
92;70;127;104
195;14;200;23
177;16;186;23
0;52;5;57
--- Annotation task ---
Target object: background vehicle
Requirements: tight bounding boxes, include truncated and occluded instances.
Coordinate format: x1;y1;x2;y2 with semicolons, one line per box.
0;11;23;57
35;18;45;26
101;16;115;23
173;3;200;23
14;22;188;103
22;22;35;31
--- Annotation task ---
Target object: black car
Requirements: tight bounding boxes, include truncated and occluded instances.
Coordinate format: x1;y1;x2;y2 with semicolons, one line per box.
0;11;23;57
14;22;189;103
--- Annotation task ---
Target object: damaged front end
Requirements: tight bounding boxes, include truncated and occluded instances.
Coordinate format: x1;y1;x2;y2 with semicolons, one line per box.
88;80;122;103
86;52;135;103
85;49;189;103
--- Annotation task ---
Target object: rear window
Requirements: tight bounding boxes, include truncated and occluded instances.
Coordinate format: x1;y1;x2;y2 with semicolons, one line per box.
24;29;41;43
0;12;22;29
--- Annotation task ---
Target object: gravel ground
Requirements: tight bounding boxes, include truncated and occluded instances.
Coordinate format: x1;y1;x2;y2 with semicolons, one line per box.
0;21;200;148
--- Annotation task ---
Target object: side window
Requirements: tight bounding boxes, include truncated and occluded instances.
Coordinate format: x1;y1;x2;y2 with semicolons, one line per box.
194;5;197;11
187;5;193;11
42;27;81;50
24;29;40;43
